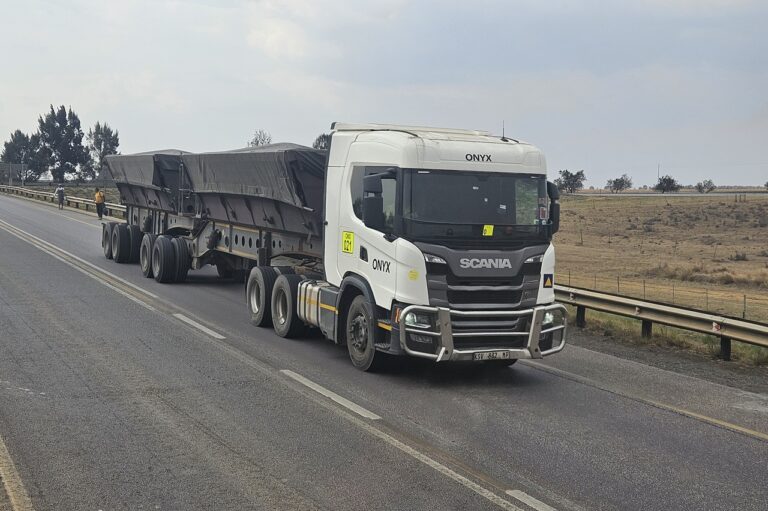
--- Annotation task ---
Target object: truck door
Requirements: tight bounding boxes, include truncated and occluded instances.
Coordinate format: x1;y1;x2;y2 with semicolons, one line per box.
340;165;399;309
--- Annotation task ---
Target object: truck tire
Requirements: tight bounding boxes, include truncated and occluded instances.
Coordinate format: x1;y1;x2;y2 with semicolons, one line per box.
152;235;176;283
140;233;156;278
128;225;142;264
345;295;385;372
247;267;277;327
171;237;190;283
102;222;115;259
271;274;306;338
111;223;131;263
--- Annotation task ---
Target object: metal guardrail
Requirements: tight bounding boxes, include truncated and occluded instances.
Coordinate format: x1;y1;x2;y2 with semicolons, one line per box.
555;285;768;360
0;185;126;219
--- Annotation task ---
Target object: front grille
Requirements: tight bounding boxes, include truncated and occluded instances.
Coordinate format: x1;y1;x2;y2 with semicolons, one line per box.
426;269;539;309
451;312;531;350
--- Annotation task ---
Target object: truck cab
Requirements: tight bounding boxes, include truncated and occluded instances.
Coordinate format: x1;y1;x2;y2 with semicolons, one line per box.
316;123;566;369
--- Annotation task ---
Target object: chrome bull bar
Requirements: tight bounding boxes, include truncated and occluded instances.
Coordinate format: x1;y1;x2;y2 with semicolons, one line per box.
398;303;567;362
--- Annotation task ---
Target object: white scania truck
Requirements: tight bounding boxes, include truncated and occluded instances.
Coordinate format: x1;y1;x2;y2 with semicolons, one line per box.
102;123;566;371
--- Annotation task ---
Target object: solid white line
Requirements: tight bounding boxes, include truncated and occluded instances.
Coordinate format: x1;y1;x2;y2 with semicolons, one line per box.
173;313;226;339
0;218;158;300
0;221;155;311
280;370;382;420
506;490;558;511
0;431;35;511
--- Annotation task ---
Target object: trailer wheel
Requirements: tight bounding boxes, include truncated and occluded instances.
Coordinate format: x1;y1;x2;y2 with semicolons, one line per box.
111;224;131;263
345;295;385;372
171;237;190;283
247;267;277;327
271;274;306;338
152;235;176;283
102;222;116;259
128;225;142;263
140;233;157;278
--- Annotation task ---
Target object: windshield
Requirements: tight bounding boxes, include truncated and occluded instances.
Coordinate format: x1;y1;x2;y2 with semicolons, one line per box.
402;169;549;242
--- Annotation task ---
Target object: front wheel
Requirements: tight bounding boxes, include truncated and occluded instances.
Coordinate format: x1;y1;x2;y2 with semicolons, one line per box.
346;295;385;372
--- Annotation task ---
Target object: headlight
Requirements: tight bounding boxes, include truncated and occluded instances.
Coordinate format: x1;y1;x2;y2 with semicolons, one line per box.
404;312;432;328
424;253;447;264
543;312;555;325
524;254;544;263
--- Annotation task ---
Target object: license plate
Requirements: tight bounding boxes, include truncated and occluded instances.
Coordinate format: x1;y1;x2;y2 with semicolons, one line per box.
473;351;512;361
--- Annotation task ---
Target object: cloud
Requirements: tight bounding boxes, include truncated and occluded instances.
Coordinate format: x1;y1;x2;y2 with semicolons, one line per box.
247;17;310;58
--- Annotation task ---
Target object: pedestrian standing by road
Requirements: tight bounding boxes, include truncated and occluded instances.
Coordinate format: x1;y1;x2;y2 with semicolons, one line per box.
94;187;106;220
55;184;65;210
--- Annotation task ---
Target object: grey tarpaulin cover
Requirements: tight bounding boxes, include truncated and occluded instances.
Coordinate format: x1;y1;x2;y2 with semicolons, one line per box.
179;143;326;214
104;150;189;189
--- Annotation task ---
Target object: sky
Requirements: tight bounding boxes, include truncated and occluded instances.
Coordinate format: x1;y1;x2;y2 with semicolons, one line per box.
1;0;767;187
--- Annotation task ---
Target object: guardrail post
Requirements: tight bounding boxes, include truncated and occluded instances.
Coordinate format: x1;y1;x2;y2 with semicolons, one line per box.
719;337;732;361
641;320;652;338
575;306;586;328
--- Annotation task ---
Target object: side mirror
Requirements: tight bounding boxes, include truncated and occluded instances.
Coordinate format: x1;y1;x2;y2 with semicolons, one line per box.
363;174;383;194
547;181;560;234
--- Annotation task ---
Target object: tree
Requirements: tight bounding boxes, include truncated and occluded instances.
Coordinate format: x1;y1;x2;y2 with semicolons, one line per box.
764;180;767;190
554;169;586;194
606;173;632;193
248;129;272;147
1;130;43;182
654;175;681;194
86;122;120;179
312;133;331;150
34;105;90;182
695;179;716;194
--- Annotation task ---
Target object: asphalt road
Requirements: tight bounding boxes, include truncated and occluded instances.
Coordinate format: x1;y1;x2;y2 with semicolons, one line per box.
0;193;766;511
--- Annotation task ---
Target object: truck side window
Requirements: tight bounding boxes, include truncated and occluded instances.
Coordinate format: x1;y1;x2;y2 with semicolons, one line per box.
351;166;397;232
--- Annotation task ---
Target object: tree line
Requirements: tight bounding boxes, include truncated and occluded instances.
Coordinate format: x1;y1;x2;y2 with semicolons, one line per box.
1;105;119;183
553;169;738;194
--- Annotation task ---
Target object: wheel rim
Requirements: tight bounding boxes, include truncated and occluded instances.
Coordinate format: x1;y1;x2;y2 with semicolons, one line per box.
249;280;261;314
141;244;148;269
348;312;368;355
152;248;160;274
276;289;288;326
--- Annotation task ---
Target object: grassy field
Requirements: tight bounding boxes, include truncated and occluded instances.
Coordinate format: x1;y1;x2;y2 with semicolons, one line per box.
556;194;768;321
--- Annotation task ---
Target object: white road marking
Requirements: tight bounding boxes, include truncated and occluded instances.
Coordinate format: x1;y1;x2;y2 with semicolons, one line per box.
507;490;559;511
278;372;524;510
0;431;35;511
0;220;156;311
0;205;546;511
280;370;381;420
0;192;102;229
522;360;768;442
173;313;226;339
0;218;158;299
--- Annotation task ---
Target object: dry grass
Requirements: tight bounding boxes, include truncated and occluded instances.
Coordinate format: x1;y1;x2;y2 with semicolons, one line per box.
556;194;768;321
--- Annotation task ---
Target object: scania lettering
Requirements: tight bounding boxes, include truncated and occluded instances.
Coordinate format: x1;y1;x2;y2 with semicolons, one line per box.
101;123;567;371
459;258;514;269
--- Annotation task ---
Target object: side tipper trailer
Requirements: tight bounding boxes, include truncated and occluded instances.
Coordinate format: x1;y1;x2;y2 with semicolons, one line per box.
102;123;567;371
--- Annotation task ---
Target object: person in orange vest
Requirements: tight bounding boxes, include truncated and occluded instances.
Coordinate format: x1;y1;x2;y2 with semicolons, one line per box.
94;187;106;220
